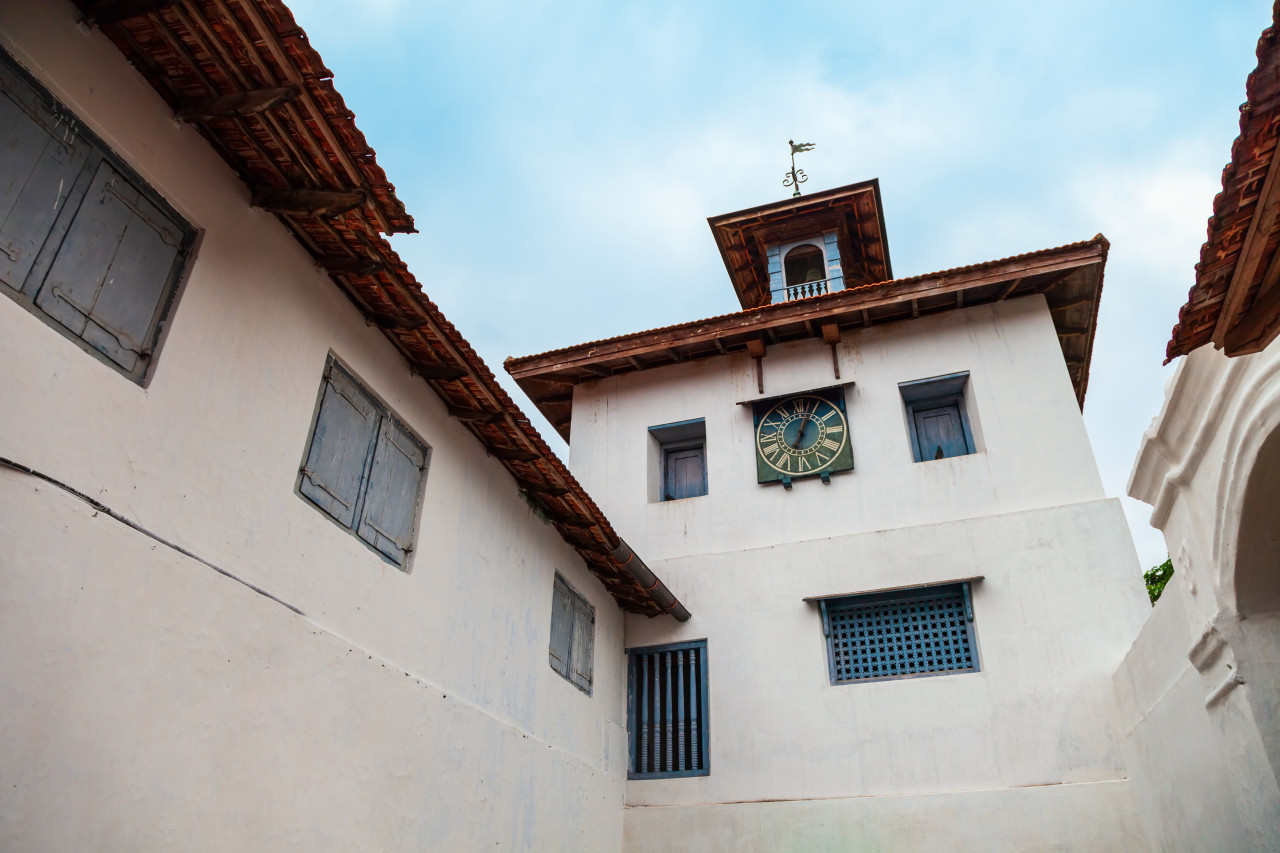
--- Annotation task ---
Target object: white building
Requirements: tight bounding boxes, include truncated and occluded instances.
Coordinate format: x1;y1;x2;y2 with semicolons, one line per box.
508;186;1154;850
0;1;684;849
2;0;1279;850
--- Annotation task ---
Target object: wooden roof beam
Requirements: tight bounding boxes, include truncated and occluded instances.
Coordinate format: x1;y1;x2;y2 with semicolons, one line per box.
175;86;301;122
447;406;505;424
83;0;178;26
412;363;468;382
252;188;367;218
489;446;540;462
320;255;386;277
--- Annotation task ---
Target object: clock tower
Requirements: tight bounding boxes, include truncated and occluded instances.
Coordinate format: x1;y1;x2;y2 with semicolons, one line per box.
505;180;1150;851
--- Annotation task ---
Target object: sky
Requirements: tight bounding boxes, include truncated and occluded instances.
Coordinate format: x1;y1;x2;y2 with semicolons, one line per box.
289;0;1271;572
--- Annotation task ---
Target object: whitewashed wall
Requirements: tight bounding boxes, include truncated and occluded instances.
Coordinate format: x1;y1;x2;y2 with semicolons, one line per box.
0;3;627;850
569;298;1106;562
569;298;1154;850
1125;340;1280;851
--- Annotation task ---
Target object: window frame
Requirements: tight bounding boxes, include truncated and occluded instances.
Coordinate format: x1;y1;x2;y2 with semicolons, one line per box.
649;418;708;502
548;572;595;695
0;47;197;385
900;371;977;463
626;638;711;780
817;582;980;686
294;356;430;570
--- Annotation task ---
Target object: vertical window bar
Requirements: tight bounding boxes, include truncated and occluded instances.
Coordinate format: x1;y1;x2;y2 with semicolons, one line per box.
688;649;700;770
675;649;686;771
664;651;676;772
650;652;661;772
638;653;650;774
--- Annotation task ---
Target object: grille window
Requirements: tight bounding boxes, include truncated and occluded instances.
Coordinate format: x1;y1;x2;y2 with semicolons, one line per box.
627;640;709;779
819;583;978;684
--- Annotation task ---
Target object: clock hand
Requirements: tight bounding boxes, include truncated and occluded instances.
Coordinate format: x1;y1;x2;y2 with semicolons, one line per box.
791;414;810;449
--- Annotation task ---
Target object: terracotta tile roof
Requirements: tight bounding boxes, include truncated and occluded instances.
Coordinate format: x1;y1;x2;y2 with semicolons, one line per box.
74;0;682;619
1168;0;1280;361
508;236;1108;439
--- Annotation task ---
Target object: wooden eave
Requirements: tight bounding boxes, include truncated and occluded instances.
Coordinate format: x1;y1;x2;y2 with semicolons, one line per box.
1168;0;1280;361
76;0;677;619
507;237;1109;442
708;180;893;310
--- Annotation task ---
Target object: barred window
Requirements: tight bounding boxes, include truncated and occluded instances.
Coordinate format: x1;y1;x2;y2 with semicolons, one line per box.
818;583;979;684
627;640;709;779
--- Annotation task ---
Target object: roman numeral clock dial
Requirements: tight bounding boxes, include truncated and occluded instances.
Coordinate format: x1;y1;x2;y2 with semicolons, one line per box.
751;390;854;486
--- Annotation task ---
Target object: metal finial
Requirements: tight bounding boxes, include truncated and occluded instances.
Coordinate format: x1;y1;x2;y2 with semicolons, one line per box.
784;139;814;197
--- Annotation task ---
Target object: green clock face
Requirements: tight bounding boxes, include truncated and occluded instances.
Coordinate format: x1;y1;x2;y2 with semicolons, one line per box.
754;393;850;478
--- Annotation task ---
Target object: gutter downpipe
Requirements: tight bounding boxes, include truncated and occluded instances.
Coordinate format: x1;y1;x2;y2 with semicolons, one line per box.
609;538;690;622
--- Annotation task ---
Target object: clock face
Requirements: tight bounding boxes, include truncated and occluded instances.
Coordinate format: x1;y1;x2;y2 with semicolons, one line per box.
754;393;850;477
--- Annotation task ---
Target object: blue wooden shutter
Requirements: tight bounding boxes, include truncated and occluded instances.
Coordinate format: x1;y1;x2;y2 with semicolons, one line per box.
33;162;188;372
664;446;705;500
356;417;427;565
569;594;594;693
300;366;380;528
548;576;574;678
0;68;90;292
914;403;966;460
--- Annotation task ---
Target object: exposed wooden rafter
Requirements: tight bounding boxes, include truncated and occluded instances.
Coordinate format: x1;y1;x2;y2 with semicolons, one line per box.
174;85;300;121
251;188;367;218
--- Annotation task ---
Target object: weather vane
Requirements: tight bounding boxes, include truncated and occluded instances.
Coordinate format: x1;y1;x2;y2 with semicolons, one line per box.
784;139;815;197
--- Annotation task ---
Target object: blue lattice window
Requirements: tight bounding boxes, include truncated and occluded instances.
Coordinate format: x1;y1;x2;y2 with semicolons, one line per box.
819;583;979;684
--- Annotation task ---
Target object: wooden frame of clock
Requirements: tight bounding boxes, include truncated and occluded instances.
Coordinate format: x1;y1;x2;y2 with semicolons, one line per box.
750;386;854;489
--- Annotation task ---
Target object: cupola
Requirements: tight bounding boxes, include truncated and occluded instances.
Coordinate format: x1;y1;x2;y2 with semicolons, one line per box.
707;179;893;309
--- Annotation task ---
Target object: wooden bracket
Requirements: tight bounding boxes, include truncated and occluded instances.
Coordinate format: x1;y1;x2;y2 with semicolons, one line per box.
821;323;841;380
175;86;301;122
251;188;367;218
83;0;178;26
745;337;767;394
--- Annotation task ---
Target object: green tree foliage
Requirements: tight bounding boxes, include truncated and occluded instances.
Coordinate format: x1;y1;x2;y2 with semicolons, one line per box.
1145;557;1174;605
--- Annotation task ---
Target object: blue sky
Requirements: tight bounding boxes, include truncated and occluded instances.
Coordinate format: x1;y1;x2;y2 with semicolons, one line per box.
291;0;1271;570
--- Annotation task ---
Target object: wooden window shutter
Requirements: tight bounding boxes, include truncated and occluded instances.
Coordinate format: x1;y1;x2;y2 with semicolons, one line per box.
664;446;706;501
548;576;574;679
569;594;594;693
913;403;966;461
32;161;190;373
0;66;91;293
300;366;381;527
356;417;428;566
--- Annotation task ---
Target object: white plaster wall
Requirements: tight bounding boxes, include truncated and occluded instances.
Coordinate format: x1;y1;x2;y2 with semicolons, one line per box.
0;3;627;848
569;296;1105;563
623;500;1148;809
623;779;1147;853
1125;338;1280;851
566;294;1152;848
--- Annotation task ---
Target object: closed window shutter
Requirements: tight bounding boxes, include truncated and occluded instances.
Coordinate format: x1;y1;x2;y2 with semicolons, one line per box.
356;417;427;565
34;162;189;372
914;404;966;460
664;446;706;500
300;366;381;527
548;577;573;678
0;73;90;292
569;595;594;693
